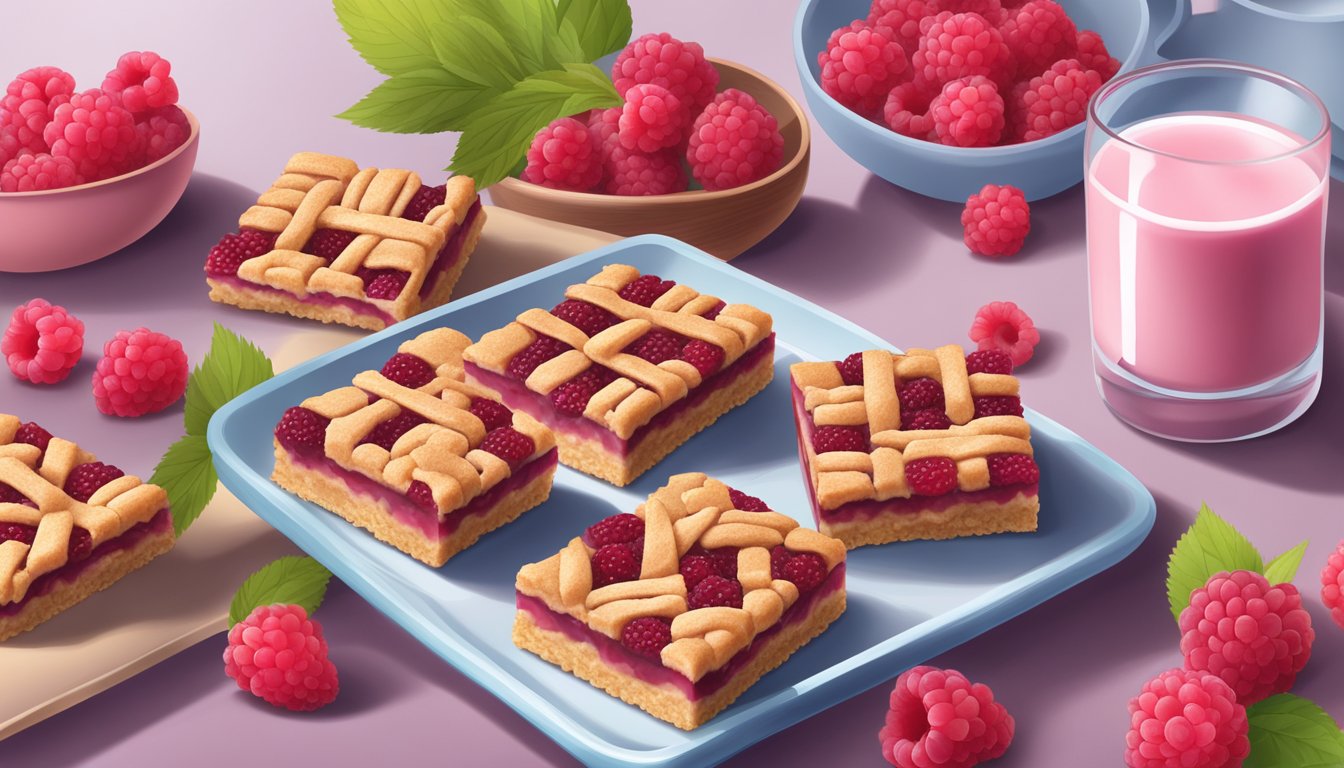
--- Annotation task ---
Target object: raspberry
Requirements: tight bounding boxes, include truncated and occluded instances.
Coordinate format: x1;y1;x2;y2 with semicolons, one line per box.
838;352;866;386
902;409;952;431
223;603;339;712
930;76;1005;147
1125;668;1249;768
102;51;178;114
1324;541;1344;630
973;395;1023;418
621;616;673;659
401;183;446;222
406;480;438;514
91;328;189;417
552;299;618;337
708;549;738;579
275;407;330;455
868;0;939;52
969;300;1040;366
468;398;512;432
899;378;946;411
1;66;76;154
134;105;190;165
813;425;868;453
912;13;1013;91
618;274;675;307
938;0;1007;24
68;528;92;561
587;513;645;548
303;229;357;262
0;484;29;506
680;555;718;591
879;665;1014;768
1014;59;1102;142
63;462;125;503
907;457;958;495
1180;570;1314;705
13;422;52;451
506;336;570;380
627;330;682;365
588;106;621;149
1;153;81;192
356;268;409;301
603;145;687;196
771;546;792;580
43;88;138;181
0;522;35;543
1001;1;1078;78
729;488;770;512
619;84;688;154
681;339;725;378
964;349;1013;375
612;33;719;114
480;427;535;468
687;88;786;191
1076;30;1121;82
360;411;426;451
0;131;20;171
783;553;828;593
688;575;743;610
548;367;609;416
204;229;276;277
883;82;937;140
962;183;1030;257
987;454;1039;486
523;116;602;192
818;22;908;117
592;543;641;587
2;298;84;384
378;352;435;389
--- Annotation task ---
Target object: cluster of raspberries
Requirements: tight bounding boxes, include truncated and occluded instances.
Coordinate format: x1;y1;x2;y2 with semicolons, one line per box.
522;32;785;195
0;51;187;193
820;0;1121;147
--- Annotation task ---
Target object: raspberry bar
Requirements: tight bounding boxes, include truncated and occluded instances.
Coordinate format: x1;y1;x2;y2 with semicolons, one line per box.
462;265;774;486
271;328;557;567
206;152;485;331
513;472;847;730
790;346;1039;548
0;416;174;641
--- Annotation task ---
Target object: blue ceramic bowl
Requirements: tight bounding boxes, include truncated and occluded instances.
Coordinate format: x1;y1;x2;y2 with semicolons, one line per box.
793;0;1182;201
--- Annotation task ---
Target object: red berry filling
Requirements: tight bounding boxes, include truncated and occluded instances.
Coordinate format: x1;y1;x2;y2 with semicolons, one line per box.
275;407;330;456
303;229;357;262
987;453;1039;486
551;299;618;337
770;546;829;593
626;330;682;365
707;548;738;579
407;480;437;514
402;184;446;223
621;616;673;659
0;522;35;544
0;483;32;506
965;349;1013;375
507;336;570;380
586;513;645;548
688;575;743;609
812;425;868;453
380;352;436;389
906;456;958;496
618;274;675;307
973;395;1024;418
356;268;410;300
898;378;945;411
592;542;642;587
0;522;91;561
360;411;427;451
468;398;513;432
14;421;52;452
901;408;952;431
681;339;725;378
480;427;535;468
728;488;770;512
679;554;717;590
838;352;865;386
204;229;276;277
549;366;615;417
63;461;125;503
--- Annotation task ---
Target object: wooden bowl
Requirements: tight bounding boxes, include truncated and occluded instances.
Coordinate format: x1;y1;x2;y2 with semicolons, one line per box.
489;59;810;260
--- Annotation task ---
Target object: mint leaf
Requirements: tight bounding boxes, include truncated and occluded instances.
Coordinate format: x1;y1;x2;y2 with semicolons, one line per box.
1246;694;1344;768
1264;541;1310;585
333;0;454;76
431;15;528;89
557;0;633;61
184;324;274;437
150;434;217;537
1166;503;1264;625
229;556;333;627
338;68;499;134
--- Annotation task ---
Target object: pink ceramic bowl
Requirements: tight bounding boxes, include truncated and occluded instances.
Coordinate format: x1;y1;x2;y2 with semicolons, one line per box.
0;108;200;273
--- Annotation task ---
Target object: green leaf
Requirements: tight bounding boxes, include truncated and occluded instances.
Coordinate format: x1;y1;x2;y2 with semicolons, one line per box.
557;0;633;61
333;0;455;76
184;324;274;437
442;0;570;72
1166;503;1264;625
1246;694;1344;768
430;15;529;89
337;68;500;134
228;556;334;627
150;435;218;537
1264;541;1310;585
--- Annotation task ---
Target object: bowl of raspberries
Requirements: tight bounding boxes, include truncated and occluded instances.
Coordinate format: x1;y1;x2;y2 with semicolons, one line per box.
0;51;198;273
795;0;1159;201
490;33;810;261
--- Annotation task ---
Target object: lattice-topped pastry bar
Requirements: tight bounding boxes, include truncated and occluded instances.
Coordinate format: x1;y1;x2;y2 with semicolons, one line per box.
790;346;1040;548
206;152;485;331
271;328;557;567
513;473;847;730
462;265;775;486
0;415;174;641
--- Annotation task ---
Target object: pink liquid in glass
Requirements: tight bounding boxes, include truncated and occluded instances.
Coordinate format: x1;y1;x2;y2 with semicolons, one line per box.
1087;113;1326;393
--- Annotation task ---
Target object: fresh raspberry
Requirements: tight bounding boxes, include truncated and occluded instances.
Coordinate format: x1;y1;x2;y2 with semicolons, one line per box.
783;553;828;593
204;229;276;277
813;425;868;454
687;88;786;191
1076;30;1121;82
13;422;52;451
839;352;866;386
588;106;621;149
612;32;719;114
587;513;645;548
973;395;1024;418
987;454;1039;486
688;575;744;610
1014;59;1102;141
618;274;675;307
681;339;725;378
1;66;76;154
964;349;1013;375
302;229;357;262
2;299;84;384
43;88;138;181
680;555;718;591
469;398;512;432
360;411;426;451
883;82;937;140
729;488;770;512
1;153;81;192
550;367;613;416
133;104;190;165
899;378;946;411
912;13;1013;91
1001;1;1078;78
102;51;178;114
506;336;570;380
708;549;739;579
275;407;330;455
818;21;908;117
879;665;1014;768
356;268;409;301
523;116;602;192
552;299;618;337
480;427;535;468
63;462;126;503
407;480;437;514
223;603;339;712
969;300;1040;366
929;76;1005;147
91;328;189;418
627;330;682;365
0;130;21;171
907;457;958;495
378;352;435;389
591;543;641;587
603;145;687;196
1180;570;1314;705
868;0;939;52
902;409;952;431
619;84;688;154
962;183;1030;257
1125;668;1249;768
1324;541;1344;630
621;616;673;660
401;183;446;222
937;0;1007;24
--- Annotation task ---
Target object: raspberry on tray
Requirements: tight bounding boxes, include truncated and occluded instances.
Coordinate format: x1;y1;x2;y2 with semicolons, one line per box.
2;298;84;383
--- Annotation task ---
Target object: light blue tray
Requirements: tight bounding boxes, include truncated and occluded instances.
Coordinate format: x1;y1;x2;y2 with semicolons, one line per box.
209;235;1155;768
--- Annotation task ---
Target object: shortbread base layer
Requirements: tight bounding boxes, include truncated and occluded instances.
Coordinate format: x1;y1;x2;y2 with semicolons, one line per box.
817;492;1040;548
513;565;846;731
466;335;775;486
272;445;557;567
0;509;175;642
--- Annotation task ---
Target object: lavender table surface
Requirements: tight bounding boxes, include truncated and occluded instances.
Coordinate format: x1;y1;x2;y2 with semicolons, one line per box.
2;2;1341;766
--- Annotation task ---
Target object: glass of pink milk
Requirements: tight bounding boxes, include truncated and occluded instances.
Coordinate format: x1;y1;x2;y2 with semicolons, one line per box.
1085;59;1330;442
